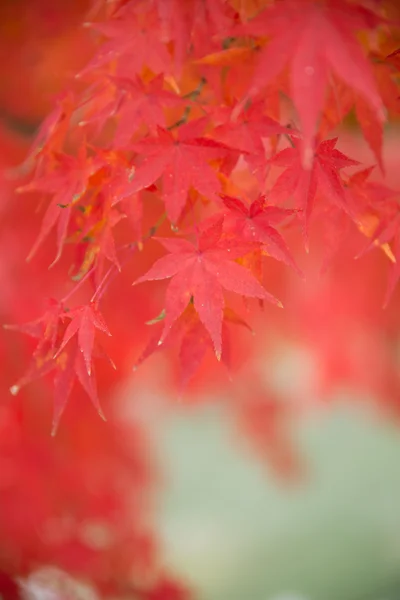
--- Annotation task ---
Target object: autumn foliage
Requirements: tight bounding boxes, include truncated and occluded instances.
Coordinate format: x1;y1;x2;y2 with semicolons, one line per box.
1;0;400;596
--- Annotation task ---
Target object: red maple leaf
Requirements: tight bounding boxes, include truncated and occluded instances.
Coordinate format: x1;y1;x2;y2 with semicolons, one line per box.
320;55;399;173
19;91;76;174
54;302;112;376
134;215;281;359
134;303;253;389
79;74;184;145
71;191;127;283
209;99;292;185
156;0;237;72
270;136;360;244
234;0;385;168
112;74;185;146
17;146;104;265
6;300;112;434
79;3;171;80
210;99;290;155
344;167;400;304
221;193;303;276
117;118;233;223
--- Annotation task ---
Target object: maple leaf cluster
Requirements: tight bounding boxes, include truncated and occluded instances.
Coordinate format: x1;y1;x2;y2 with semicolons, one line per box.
9;0;400;421
1;0;400;596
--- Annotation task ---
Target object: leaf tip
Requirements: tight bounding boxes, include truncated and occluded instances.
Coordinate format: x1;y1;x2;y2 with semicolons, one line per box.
98;407;107;422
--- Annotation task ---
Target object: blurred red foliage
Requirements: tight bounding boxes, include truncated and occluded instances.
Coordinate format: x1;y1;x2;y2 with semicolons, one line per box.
1;0;400;597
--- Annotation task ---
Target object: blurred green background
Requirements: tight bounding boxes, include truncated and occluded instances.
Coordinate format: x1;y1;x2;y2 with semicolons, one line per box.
156;402;400;600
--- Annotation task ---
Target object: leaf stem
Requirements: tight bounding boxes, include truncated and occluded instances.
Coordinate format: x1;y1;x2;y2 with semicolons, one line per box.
91;212;167;303
61;266;95;304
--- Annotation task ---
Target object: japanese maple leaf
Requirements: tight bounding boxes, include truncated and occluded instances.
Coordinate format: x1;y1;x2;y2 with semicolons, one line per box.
354;52;400;173
72;193;126;282
79;74;184;145
270;136;360;244
18;91;76;175
134;215;281;358
79;3;171;79
178;305;253;388
234;0;385;167
54;302;112;376
134;303;252;389
156;0;236;71
5;298;65;374
51;337;106;435
210;99;290;154
344;169;400;304
112;74;185;146
221;193;303;276
116;118;233;223
346;165;399;219
209;99;292;184
6;300;109;434
17;146;104;265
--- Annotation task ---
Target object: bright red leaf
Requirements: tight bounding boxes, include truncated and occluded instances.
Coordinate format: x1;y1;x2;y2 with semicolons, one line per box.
55;302;112;376
221;193;303;276
234;0;386;168
134;215;281;358
270;136;360;244
117;118;234;223
6;300;111;434
17;146;104;265
79;3;171;79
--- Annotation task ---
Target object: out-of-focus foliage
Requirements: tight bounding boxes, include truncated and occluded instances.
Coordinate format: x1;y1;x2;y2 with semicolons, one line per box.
1;1;400;598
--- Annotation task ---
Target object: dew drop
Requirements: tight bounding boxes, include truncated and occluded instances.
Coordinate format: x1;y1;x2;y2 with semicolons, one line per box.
10;385;19;396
